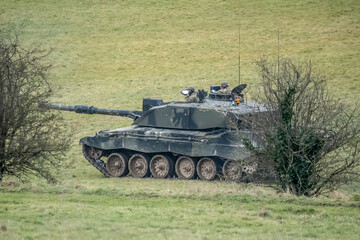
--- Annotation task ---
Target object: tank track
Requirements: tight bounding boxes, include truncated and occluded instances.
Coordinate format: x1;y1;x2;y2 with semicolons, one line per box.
82;145;268;182
81;145;266;181
85;156;269;182
82;146;111;177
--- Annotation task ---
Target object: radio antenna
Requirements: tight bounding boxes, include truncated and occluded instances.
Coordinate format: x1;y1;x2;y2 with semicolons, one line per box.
277;28;280;75
238;26;241;85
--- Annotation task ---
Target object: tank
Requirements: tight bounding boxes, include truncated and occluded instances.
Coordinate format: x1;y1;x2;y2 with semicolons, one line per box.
39;84;268;181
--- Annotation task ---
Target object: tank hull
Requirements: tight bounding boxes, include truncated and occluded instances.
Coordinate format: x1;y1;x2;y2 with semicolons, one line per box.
80;126;261;181
80;126;252;161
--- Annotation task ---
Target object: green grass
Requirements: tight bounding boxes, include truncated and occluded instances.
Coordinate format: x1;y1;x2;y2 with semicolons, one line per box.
1;179;360;240
1;0;360;239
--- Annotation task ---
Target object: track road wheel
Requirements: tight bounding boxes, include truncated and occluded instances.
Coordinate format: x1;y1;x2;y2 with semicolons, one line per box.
175;156;196;180
129;154;150;178
106;153;129;177
223;159;242;182
150;155;174;178
197;157;217;181
83;145;103;160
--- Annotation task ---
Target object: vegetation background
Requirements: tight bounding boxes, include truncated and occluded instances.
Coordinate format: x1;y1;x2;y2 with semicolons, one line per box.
0;0;359;239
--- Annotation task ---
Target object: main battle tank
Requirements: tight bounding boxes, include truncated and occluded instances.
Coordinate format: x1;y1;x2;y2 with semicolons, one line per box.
40;84;267;181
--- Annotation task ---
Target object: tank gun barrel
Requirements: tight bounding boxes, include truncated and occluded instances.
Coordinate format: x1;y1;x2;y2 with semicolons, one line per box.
39;101;142;120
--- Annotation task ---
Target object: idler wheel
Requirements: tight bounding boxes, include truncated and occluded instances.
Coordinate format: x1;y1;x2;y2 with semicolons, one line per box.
175;156;196;180
106;153;128;177
196;157;217;181
150;155;173;178
223;159;242;182
83;145;103;160
128;154;150;178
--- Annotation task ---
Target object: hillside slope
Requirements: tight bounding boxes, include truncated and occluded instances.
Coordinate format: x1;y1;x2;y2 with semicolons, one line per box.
0;0;359;239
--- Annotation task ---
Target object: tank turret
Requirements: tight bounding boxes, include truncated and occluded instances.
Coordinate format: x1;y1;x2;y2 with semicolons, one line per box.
41;84;267;182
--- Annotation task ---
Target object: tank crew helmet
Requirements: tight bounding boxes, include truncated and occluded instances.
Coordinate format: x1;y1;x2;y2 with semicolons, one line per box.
187;86;195;93
221;81;229;89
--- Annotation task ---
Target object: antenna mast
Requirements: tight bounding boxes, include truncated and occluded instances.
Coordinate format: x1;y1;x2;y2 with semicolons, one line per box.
277;28;280;75
238;26;241;85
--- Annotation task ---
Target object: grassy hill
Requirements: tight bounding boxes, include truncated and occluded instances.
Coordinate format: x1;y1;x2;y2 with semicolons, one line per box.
1;0;360;239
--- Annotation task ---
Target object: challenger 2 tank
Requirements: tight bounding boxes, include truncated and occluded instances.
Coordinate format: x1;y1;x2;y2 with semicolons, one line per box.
39;84;267;181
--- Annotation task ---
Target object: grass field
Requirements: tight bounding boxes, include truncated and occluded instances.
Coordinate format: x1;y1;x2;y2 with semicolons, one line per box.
1;0;360;239
1;179;360;239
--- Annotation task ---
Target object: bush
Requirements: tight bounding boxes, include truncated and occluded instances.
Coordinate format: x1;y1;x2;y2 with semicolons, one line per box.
244;58;360;196
0;31;71;183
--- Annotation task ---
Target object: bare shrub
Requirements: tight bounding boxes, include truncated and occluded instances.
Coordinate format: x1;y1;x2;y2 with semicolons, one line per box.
0;31;71;183
243;58;360;196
